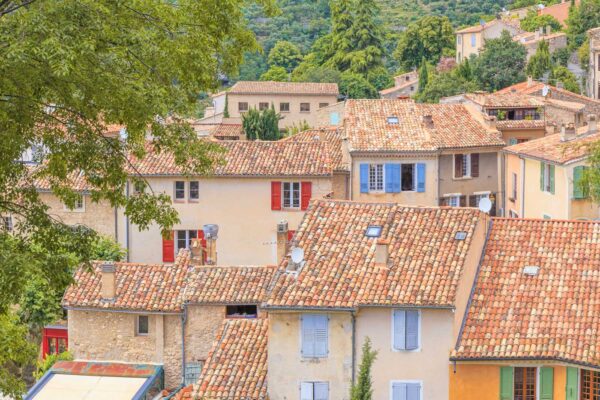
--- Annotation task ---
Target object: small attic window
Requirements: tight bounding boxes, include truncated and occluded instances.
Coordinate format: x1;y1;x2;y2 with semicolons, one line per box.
387;116;399;124
226;305;257;319
365;225;383;238
455;231;467;240
523;266;540;276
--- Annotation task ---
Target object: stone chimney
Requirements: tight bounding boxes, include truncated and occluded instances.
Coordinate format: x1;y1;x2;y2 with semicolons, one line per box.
589;114;598;134
527;76;534;87
202;224;219;265
276;221;289;263
486;115;497;129
375;239;389;266
101;262;116;299
560;123;577;141
190;238;205;263
422;114;434;128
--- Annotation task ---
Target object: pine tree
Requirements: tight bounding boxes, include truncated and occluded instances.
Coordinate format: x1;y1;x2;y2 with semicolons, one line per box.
350;337;378;400
346;0;385;75
526;40;552;80
325;0;355;72
418;58;431;94
223;94;230;118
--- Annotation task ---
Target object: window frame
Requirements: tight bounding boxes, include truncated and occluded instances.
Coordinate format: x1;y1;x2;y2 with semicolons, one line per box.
391;309;421;352
300;103;311;113
225;305;258;319
280;102;290;112
238;102;249;112
175;230;198;254
542;163;552;193
390;380;423;400
300;381;329;400
401;163;416;192
454;154;472;179
368;164;385;193
2;215;13;232
581;369;600;400
446;194;461;208
300;314;328;358
189;181;199;201
282;181;301;209
136;315;149;336
63;194;85;212
513;366;537;400
511;172;518;201
174;181;186;201
258;102;269;111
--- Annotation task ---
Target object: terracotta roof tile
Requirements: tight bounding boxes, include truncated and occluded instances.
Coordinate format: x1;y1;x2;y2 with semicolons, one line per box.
464;92;545;108
31;168;92;192
495;120;547;130
504;130;600;164
497;81;600;106
229;81;338;96
266;200;485;309
344;100;504;153
210;124;245;140
130;140;333;177
283;128;348;172
453;218;600;367
455;19;520;34
192;319;268;399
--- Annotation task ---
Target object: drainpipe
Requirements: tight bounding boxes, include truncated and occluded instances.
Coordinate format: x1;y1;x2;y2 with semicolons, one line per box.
520;157;526;216
114;206;118;243
181;302;188;385
351;311;356;386
125;181;130;262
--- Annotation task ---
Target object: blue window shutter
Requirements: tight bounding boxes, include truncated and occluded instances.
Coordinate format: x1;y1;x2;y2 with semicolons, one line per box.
508;138;517;146
393;310;406;350
385;164;394;193
300;382;313;400
406;310;419;350
360;164;369;193
416;163;426;193
301;315;315;357
314;382;329;400
330;112;339;125
392;164;401;193
407;383;421;400
392;383;407;400
314;315;328;357
573;166;585;199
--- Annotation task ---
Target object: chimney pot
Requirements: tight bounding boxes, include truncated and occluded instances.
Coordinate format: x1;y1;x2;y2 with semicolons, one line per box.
422;114;434;128
101;262;116;299
375;239;389;266
276;220;290;263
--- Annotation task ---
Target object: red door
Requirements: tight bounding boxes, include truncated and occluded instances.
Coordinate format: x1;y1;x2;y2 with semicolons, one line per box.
42;326;68;358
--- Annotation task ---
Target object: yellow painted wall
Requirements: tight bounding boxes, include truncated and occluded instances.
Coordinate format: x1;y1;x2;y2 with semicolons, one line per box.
523;157;569;219
504;153;523;217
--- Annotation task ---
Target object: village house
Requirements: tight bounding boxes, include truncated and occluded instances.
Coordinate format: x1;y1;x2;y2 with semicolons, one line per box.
264;199;490;400
121;139;337;266
502;116;599;219
455;18;521;63
589;27;600;100
539;0;580;27
513;28;567;61
379;71;418;99
342;99;505;214
450;217;600;400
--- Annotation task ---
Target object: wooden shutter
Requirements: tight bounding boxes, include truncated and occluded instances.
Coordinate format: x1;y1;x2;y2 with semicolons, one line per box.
471;153;479;177
198;230;207;263
455;155;463;178
539;367;554;400
416;163;426;192
162;231;175;263
314;315;328;357
360;164;369;193
393;310;406;350
271;181;282;210
549;164;555;194
301;315;315;357
405;310;419;350
301;182;312;210
540;162;545;191
392;383;406;400
573;166;586;199
566;367;578;400
500;366;514;400
300;382;313;400
460;195;467;207
406;383;421;400
287;230;295;242
469;195;477;207
439;197;448;206
314;382;329;400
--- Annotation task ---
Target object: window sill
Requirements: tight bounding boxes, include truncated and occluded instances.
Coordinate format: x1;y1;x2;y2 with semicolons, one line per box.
453;176;473;181
300;111;311;113
281;207;302;211
391;347;422;353
173;199;186;203
188;199;199;203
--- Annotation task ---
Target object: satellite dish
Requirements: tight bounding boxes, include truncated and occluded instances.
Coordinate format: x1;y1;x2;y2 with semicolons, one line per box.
542;85;550;97
291;247;304;264
478;197;493;214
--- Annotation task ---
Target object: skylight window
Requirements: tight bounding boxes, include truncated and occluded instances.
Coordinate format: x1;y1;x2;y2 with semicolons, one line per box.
523;266;540;276
455;231;467;240
387;116;399;124
365;225;383;238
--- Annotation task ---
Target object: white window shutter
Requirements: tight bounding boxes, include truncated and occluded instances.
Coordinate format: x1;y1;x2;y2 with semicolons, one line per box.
300;382;313;400
405;311;419;350
301;315;315;356
393;310;406;350
407;383;421;400
314;315;328;357
314;382;329;400
392;383;407;400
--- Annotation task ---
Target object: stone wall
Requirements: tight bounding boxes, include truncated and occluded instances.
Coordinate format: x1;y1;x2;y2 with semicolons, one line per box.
184;305;227;364
331;172;349;199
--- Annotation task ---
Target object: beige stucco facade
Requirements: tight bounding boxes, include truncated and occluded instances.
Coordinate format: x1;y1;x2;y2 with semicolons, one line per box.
499;127;547;144
39;192;116;239
314;102;345;128
456;22;520;63
227;93;339;129
119;176;332;265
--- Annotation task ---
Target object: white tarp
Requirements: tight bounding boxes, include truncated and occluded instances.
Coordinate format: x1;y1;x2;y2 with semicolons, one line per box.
32;374;147;400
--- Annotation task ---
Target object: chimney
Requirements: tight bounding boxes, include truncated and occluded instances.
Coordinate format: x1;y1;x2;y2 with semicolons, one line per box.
486;115;497;129
341;136;351;168
203;224;219;265
190;238;205;263
101;262;116;299
589;114;598;134
375;239;389;266
561;123;577;141
422;114;434;128
527;76;534;87
276;221;289;263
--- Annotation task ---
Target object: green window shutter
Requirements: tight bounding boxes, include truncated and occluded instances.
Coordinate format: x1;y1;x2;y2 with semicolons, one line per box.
540;367;554;400
566;367;578;400
573;166;588;199
540;162;545;191
500;366;514;400
549;164;555;194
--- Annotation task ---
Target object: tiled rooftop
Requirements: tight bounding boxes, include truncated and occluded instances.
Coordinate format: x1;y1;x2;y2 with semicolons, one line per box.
210;123;245;140
192;318;268;399
497;81;600;107
455;19;517;34
283;128;348;172
495;119;546;130
129;140;333;177
504;130;600;164
229;81;339;96
343;99;504;153
265;200;485;309
464;92;545;108
453;218;600;367
32;168;92;192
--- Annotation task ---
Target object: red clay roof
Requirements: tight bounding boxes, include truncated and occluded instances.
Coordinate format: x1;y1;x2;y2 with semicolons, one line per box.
283;128;348;172
210;124;244;140
51;361;162;378
453;218;600;367
464;92;545;109
229;81;338;96
455;19;518;34
504;130;600;164
266;200;485;309
495;119;546;130
496;81;600;106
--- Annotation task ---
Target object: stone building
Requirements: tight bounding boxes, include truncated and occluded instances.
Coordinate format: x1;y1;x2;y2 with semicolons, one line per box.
512;29;567;61
455;19;522;63
589;27;600;100
379;71;418;99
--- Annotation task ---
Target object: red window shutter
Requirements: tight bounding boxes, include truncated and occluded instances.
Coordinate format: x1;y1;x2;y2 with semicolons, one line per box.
301;182;312;210
455;155;463;178
271;181;282;210
198;230;207;263
287;230;295;242
162;231;175;262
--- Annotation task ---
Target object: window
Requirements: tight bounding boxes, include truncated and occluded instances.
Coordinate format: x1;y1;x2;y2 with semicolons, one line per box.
174;181;185;200
511;173;518;201
447;195;461;207
301;314;328;358
581;369;600;400
282;182;301;208
469;192;490;208
184;362;203;386
133;181;146;194
509;210;519;218
330;112;340;125
319;103;329;109
176;230;198;253
64;195;85;212
259;102;269;111
573;165;588;199
280;102;290;112
136;315;149;336
301;382;329;400
401;164;415;191
238;102;248;112
393;309;420;351
369;164;384;192
454;153;479;179
392;382;421;400
540;162;555;194
514;367;536;400
457;35;462;45
300;103;310;112
387;116;399;124
189;181;199;201
543;214;552;220
226;305;257;318
365;225;383;238
508;138;518;146
2;216;13;232
471;33;476;47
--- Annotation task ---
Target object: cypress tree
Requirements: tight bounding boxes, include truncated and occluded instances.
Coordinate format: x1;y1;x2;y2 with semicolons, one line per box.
325;0;355;72
350;337;378;400
346;0;385;75
526;40;552;80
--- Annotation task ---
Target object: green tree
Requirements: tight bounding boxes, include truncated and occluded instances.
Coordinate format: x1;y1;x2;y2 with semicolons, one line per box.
566;0;600;49
292;64;342;84
323;0;355;71
526;40;553;79
578;37;590;71
242;107;282;140
472;31;528;91
418;59;431;94
415;70;480;103
224;94;230;118
367;66;394;91
268;41;303;71
394;16;455;71
0;312;36;398
345;0;386;74
520;10;562;32
91;236;127;262
552;47;571;67
260;66;289;81
34;351;73;380
339;72;379;99
550;66;581;93
350;337;378;400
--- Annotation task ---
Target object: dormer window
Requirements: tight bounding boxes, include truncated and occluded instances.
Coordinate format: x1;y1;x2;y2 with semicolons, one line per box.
365;225;382;238
387;116;399;124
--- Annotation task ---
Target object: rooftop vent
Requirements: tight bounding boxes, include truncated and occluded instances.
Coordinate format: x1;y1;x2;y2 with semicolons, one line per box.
387;116;399;124
523;265;540;276
365;225;383;238
455;231;468;241
422;114;434;128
